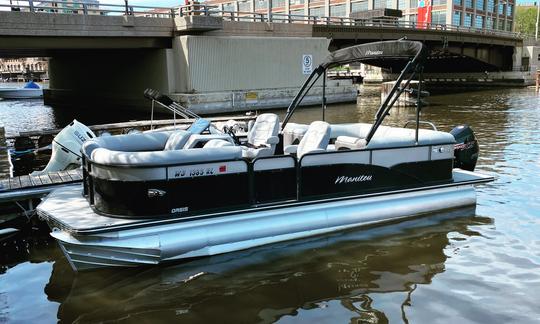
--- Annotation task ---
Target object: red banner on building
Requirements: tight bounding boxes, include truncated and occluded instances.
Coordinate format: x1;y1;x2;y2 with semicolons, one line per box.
417;0;432;29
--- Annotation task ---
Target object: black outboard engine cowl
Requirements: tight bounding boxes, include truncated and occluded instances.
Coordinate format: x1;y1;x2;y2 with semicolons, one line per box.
450;125;479;171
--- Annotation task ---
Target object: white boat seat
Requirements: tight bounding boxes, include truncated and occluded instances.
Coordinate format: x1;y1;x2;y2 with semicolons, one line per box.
90;146;243;167
335;136;367;150
164;130;192;150
283;122;455;149
203;139;234;148
82;132;171;157
291;121;331;159
184;134;234;149
242;113;280;159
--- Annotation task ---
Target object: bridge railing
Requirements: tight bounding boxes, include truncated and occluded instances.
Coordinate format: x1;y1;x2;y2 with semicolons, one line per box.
0;0;176;18
177;3;522;39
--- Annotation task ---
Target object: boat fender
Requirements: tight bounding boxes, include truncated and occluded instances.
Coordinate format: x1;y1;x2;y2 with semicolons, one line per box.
450;125;479;171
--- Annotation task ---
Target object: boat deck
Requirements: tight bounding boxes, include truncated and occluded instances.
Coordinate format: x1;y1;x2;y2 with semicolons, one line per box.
37;169;494;235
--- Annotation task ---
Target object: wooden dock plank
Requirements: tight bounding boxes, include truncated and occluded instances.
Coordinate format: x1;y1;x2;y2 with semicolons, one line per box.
30;175;43;186
58;171;73;182
19;175;33;188
39;174;53;185
0;179;10;191
48;172;63;184
8;177;21;189
67;169;83;181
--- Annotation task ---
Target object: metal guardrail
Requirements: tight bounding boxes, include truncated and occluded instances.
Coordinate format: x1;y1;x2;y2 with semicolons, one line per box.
0;1;524;39
0;0;176;18
178;3;523;39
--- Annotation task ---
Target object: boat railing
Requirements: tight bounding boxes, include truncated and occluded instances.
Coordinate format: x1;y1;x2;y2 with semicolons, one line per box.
143;89;202;130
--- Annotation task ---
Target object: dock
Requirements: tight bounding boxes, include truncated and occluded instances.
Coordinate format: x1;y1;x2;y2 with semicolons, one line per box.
0;169;82;203
0;127;12;177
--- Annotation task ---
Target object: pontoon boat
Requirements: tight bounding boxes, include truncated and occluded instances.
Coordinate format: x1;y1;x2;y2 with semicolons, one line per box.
37;40;493;271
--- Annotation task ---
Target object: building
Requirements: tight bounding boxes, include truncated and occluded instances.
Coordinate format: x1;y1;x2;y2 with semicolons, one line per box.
205;0;515;31
0;58;49;81
35;0;103;15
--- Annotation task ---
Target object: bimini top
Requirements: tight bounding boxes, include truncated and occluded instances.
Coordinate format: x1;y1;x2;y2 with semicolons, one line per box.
320;40;426;69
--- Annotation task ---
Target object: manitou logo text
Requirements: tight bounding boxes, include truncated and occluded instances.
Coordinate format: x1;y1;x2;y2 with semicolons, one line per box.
335;175;373;184
366;50;383;56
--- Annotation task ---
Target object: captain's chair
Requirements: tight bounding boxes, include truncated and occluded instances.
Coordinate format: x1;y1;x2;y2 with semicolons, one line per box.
241;113;280;159
284;121;331;158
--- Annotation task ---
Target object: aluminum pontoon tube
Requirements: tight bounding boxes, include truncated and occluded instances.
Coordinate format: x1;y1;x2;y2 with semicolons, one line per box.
39;184;477;271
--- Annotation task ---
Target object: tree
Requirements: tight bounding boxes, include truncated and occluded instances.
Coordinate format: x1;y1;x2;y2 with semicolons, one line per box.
515;6;538;36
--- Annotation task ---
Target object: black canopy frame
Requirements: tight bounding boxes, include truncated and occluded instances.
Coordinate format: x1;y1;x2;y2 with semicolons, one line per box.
281;40;428;146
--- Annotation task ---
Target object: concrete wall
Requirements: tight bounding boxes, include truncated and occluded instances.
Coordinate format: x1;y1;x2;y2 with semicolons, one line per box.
172;36;331;93
45;35;358;114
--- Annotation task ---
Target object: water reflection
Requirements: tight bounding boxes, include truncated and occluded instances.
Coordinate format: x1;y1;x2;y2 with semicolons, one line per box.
40;208;489;323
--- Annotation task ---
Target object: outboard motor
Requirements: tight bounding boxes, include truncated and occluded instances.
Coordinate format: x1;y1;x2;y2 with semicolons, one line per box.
32;120;95;175
450;125;479;171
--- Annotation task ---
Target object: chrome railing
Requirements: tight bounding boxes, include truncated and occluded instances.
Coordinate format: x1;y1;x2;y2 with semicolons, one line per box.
0;0;176;18
178;3;523;39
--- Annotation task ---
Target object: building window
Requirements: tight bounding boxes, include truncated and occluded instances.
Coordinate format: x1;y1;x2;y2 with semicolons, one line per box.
223;2;236;11
433;0;447;5
432;10;446;24
290;0;304;4
475;15;484;28
486;0;494;12
498;3;504;15
465;0;472;8
255;0;267;10
351;1;369;12
486;16;493;28
238;1;250;11
409;14;417;23
497;19;504;30
330;4;346;16
453;0;462;5
464;12;472;26
374;0;385;9
290;8;305;15
409;0;418;8
272;0;286;8
386;0;394;8
506;21;512;31
452;11;461;25
310;6;324;17
507;4;512;16
476;0;484;11
399;0;409;9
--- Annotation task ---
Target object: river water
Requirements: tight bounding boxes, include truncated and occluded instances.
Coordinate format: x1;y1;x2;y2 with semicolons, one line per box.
1;87;539;323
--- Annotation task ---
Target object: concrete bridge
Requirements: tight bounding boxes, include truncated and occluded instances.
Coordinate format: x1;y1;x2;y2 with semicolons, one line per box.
0;2;535;113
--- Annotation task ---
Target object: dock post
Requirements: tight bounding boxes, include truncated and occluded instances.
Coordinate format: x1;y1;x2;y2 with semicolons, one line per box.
0;127;12;178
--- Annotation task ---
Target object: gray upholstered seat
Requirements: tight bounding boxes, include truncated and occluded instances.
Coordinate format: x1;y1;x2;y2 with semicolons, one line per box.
90;147;242;167
291;121;331;158
164;130;192;150
241;113;280;159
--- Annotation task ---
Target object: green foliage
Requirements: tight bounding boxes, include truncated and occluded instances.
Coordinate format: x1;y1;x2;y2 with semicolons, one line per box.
515;6;538;35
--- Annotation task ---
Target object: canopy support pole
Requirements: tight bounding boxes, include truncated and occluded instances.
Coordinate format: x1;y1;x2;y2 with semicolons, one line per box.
415;65;424;145
282;67;323;129
322;70;327;122
365;59;418;145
